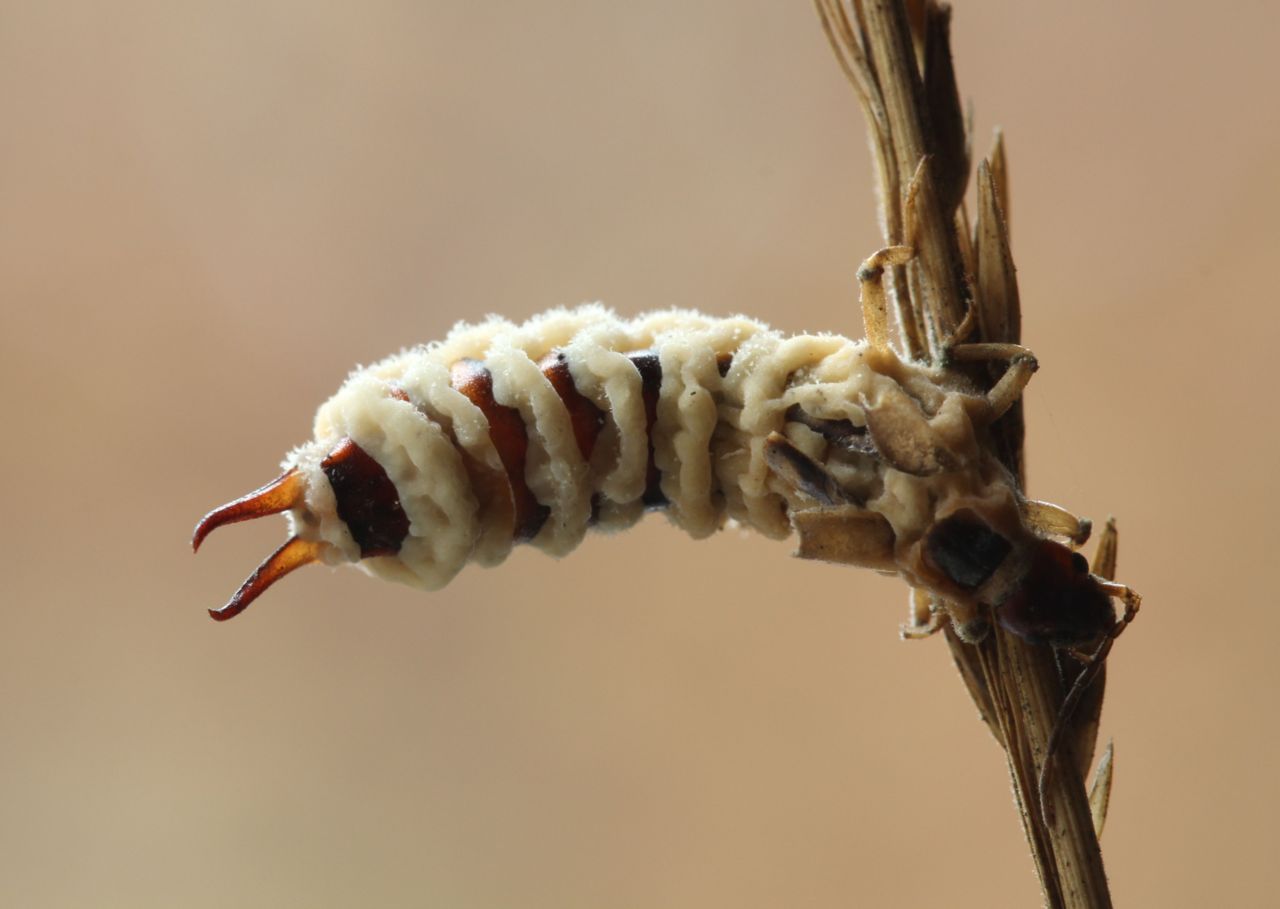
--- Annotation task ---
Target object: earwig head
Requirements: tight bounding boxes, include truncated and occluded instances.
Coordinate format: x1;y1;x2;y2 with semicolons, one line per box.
996;539;1115;648
192;437;411;620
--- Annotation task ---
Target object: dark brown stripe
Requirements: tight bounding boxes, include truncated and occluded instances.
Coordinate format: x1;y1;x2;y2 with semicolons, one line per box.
716;352;733;377
450;358;550;542
627;351;667;508
538;350;605;460
320;438;411;557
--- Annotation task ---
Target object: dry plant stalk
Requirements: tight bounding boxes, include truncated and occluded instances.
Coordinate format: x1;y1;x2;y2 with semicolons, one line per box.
816;1;1119;906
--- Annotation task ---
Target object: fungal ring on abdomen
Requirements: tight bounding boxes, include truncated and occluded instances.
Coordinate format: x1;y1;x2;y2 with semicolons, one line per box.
193;303;1135;654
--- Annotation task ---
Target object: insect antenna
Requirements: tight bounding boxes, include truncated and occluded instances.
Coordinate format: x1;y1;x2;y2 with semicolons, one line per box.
1037;576;1140;824
1037;632;1114;826
208;536;324;622
192;468;306;552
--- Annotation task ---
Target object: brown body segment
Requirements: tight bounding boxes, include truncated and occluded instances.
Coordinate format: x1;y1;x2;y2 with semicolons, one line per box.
320;439;411;557
538;351;605;460
450;358;551;541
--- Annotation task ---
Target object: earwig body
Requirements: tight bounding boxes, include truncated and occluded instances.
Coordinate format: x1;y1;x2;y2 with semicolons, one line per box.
193;301;1135;652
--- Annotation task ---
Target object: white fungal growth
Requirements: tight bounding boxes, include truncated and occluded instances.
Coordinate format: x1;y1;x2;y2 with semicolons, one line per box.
278;305;1014;595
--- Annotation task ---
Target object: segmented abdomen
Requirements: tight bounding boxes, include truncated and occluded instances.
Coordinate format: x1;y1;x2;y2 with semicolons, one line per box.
287;306;876;590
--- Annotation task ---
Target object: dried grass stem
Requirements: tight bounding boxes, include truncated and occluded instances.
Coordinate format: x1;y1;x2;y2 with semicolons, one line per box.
816;2;1115;905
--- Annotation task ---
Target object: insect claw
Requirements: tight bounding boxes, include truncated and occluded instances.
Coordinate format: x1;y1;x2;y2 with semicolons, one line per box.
900;616;945;640
209;536;324;621
192;468;306;552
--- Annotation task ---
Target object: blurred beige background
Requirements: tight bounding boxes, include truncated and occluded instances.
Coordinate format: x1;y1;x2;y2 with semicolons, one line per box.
1;1;1276;906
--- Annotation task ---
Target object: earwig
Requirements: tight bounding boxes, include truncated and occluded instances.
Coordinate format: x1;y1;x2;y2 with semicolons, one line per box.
193;246;1139;793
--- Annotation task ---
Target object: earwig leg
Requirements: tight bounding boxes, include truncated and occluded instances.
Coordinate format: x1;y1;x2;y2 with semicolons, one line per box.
858;383;954;476
764;432;854;507
901;587;947;640
908;585;932;627
944;598;990;644
857;245;914;352
1091;517;1119;581
947;342;1039;421
1064;645;1102;665
943;302;978;348
984;355;1037;421
1039;572;1141;821
1039;632;1114;825
1063;517;1118;779
791;505;898;572
946;341;1036;363
1096;580;1141;638
1021;499;1092;546
901;615;945;639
